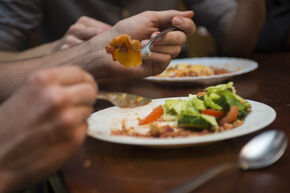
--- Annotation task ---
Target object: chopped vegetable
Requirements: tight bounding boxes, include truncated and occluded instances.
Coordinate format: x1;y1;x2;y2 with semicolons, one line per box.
134;82;251;138
139;105;163;125
163;99;187;115
204;94;223;111
200;114;218;128
219;106;239;125
188;95;206;111
178;114;218;129
201;109;226;118
205;81;236;94
178;115;212;129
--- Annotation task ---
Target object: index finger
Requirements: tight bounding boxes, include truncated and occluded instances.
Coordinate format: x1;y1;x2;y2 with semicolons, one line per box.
49;66;97;89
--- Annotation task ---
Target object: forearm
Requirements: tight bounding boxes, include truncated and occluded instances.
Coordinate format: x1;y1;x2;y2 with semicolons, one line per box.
0;41;59;62
0;168;13;193
0;29;118;102
0;177;8;193
221;0;266;56
0;179;9;193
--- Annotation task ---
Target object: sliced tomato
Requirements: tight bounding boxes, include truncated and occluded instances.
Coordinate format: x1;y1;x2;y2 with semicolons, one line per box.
201;109;226;118
219;106;239;125
139;105;163;125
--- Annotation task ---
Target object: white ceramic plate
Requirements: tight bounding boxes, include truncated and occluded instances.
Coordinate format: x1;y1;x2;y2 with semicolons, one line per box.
145;57;258;85
88;97;276;147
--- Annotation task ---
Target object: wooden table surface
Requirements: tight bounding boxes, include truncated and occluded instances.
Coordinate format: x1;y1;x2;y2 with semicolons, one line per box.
61;53;290;193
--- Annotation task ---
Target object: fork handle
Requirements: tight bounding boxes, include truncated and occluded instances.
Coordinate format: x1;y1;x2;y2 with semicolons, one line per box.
147;27;177;46
169;162;238;193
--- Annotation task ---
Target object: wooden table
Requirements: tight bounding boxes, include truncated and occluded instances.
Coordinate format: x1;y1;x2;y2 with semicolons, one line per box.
61;53;290;193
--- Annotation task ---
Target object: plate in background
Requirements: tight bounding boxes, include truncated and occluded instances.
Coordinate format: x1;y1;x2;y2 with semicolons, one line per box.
145;57;258;85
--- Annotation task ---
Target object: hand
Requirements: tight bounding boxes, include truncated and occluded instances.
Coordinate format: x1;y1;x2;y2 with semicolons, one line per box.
55;16;112;51
0;67;97;193
89;10;196;79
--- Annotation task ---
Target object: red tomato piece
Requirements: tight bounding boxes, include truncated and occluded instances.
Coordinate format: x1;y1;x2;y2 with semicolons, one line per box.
201;109;226;118
139;105;163;125
219;106;239;125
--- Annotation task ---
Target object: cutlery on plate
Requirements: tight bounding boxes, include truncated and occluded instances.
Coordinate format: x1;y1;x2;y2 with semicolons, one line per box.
169;130;288;193
97;91;151;108
141;27;177;56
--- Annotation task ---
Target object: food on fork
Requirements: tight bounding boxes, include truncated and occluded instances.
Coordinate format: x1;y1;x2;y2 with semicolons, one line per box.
106;34;142;67
156;64;230;77
111;82;251;138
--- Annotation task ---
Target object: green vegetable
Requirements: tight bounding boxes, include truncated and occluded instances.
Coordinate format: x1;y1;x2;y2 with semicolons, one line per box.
221;90;246;111
237;109;249;120
205;82;236;94
204;94;223;111
203;82;250;113
216;90;251;119
180;103;199;116
177;114;218;130
161;82;251;130
178;115;212;129
200;114;218;127
216;95;230;111
188;95;206;111
234;94;251;109
163;99;187;115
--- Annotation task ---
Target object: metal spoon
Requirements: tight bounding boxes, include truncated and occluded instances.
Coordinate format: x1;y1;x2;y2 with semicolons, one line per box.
97;91;151;108
141;27;177;56
170;130;288;193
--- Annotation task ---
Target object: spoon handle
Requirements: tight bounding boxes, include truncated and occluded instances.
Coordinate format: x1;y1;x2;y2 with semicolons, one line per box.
169;162;238;193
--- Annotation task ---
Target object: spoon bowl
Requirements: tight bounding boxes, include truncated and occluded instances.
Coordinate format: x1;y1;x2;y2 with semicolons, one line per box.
97;91;152;108
239;130;287;170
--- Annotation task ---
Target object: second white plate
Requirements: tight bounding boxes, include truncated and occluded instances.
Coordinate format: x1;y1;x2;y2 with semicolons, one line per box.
145;57;258;85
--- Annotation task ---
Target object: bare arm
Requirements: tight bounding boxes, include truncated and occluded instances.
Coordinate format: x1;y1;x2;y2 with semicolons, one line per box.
0;30;114;102
0;10;195;102
0;41;59;62
0;17;112;62
221;0;266;56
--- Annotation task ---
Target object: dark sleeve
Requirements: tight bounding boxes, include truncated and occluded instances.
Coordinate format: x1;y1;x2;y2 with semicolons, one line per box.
183;0;237;41
0;0;43;50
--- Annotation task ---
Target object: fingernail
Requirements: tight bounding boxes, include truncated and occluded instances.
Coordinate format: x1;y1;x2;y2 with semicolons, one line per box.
173;17;183;26
141;40;150;47
152;32;160;38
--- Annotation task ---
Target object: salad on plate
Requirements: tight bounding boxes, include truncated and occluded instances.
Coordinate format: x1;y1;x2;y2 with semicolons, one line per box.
112;82;251;138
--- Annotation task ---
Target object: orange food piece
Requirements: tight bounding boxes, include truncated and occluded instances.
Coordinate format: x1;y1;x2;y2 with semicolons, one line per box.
219;106;239;125
139;105;164;125
106;34;142;67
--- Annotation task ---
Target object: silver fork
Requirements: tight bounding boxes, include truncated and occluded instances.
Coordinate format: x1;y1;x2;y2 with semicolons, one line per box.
141;27;177;56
